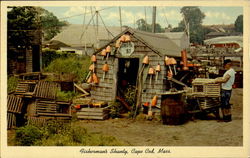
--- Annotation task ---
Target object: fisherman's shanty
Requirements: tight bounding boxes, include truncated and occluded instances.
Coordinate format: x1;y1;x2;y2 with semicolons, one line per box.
88;28;184;107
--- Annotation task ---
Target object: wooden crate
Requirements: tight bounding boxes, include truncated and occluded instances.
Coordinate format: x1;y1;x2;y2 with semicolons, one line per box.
27;116;48;126
76;107;110;120
35;99;71;118
7;112;16;129
14;80;37;97
7;95;24;114
192;78;220;97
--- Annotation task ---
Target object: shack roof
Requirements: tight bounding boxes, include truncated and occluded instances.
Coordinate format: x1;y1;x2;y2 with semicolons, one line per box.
51;24;125;48
96;28;183;57
204;36;243;47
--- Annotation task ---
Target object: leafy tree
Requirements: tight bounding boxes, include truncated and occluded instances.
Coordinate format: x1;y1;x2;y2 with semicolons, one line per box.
171;6;207;44
234;15;243;33
38;7;68;40
7;6;67;48
136;18;164;33
8;6;40;47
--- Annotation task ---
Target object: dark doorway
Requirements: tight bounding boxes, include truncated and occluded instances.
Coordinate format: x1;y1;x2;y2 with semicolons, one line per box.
117;58;139;97
32;45;40;72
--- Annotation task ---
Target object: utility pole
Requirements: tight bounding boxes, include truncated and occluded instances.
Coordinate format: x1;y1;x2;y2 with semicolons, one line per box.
144;7;147;31
152;6;156;33
96;11;98;35
119;7;122;32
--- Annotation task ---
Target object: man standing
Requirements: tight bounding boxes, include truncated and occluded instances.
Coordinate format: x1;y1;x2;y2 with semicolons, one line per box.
214;59;236;122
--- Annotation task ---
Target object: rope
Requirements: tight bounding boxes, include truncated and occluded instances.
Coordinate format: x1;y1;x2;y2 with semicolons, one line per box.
98;13;115;39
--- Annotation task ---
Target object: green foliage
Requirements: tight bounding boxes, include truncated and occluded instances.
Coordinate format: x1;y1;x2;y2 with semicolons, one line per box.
171;6;208;44
38;7;68;40
15;125;43;146
14;120;126;146
8;6;40;47
56;90;78;101
7;76;19;93
235;15;243;33
8;6;67;48
136;19;165;33
109;101;123;118
44;56;90;82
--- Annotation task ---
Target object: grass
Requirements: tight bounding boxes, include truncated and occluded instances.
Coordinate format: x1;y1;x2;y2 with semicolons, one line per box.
11;120;127;146
44;56;90;82
7;75;19;93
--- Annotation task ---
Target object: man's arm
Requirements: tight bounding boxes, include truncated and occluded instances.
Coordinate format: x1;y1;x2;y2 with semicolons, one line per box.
214;74;231;83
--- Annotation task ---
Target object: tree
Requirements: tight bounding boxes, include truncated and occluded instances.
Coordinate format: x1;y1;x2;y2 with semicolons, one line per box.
8;6;40;47
171;6;207;44
8;6;67;48
136;18;164;33
234;15;243;33
38;8;68;40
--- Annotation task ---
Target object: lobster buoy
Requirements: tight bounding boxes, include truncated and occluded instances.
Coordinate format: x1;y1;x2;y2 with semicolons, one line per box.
148;67;155;85
92;73;99;84
115;39;121;48
91;55;97;63
89;64;95;71
143;55;149;65
106;45;111;53
86;74;93;83
151;95;158;107
125;35;131;42
120;35;126;42
155;64;161;81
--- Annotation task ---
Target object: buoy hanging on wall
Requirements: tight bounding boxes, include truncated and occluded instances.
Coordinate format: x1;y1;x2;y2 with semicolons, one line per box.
101;49;107;60
92;73;99;84
151;95;158;107
115;39;121;48
143;55;149;65
86;74;93;83
91;55;97;63
105;45;111;60
120;35;126;42
155;64;161;81
170;58;177;75
125;35;131;42
102;63;109;80
148;67;155;85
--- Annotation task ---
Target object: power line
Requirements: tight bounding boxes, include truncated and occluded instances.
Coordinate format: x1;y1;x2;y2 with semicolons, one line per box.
57;6;114;20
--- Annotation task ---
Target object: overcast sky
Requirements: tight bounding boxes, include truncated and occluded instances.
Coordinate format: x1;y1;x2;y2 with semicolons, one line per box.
42;6;243;28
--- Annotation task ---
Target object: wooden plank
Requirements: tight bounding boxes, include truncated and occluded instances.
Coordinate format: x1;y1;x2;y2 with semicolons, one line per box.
77;114;109;120
78;107;109;112
76;112;108;116
37;113;71;117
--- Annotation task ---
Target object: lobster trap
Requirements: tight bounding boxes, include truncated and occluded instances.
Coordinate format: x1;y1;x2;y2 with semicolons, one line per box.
192;78;220;97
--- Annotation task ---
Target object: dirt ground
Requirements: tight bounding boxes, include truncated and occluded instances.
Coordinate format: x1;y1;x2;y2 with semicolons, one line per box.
77;88;243;146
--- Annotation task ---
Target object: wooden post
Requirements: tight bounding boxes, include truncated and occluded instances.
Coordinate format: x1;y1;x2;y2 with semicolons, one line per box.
112;58;118;101
240;56;243;68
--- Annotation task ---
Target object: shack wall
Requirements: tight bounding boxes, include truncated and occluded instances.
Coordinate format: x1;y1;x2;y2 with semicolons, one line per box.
90;34;166;107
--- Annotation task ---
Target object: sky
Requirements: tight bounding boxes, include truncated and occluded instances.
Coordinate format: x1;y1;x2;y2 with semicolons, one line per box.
42;6;243;28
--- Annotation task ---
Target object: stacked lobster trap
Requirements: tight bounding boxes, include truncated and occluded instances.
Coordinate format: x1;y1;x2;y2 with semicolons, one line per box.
186;78;221;115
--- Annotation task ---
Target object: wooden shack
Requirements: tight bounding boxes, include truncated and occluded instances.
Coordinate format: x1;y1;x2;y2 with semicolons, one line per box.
8;29;42;74
90;28;182;107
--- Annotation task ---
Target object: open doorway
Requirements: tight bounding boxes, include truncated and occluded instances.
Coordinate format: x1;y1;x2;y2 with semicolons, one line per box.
116;58;139;113
117;58;139;89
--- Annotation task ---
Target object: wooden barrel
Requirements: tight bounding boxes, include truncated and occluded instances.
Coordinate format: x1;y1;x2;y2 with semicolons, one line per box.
160;93;187;125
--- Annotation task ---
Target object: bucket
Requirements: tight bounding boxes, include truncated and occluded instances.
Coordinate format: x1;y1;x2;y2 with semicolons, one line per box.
160;93;187;125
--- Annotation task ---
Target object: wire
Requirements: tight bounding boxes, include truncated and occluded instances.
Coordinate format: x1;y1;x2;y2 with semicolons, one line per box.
79;11;96;41
57;6;114;20
98;13;115;38
163;7;169;26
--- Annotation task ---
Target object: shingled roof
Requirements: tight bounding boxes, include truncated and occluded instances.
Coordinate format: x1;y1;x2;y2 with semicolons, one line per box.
51;24;125;48
96;27;182;57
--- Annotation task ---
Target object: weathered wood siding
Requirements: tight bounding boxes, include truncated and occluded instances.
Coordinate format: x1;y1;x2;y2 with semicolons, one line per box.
90;34;166;107
90;55;116;103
